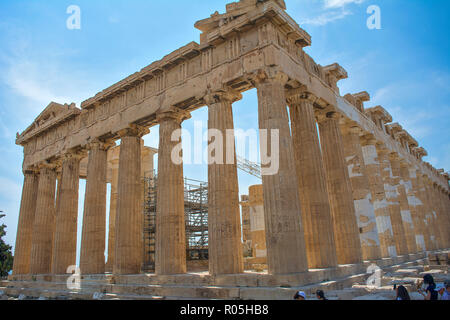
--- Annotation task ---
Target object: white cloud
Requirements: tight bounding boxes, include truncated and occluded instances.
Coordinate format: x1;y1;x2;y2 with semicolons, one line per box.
302;9;352;26
0;33;94;114
324;0;365;9
5;59;74;107
300;0;365;26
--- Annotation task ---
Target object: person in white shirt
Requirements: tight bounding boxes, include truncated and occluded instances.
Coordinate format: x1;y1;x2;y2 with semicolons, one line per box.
439;282;450;301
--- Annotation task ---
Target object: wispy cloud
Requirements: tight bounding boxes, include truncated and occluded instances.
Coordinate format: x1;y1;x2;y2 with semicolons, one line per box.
323;0;365;9
4;58;74;107
302;9;352;26
301;0;365;26
370;75;450;143
0;24;93;113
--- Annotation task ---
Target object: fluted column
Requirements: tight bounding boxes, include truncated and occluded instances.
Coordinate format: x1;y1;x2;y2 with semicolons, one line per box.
416;173;436;250
253;71;308;274
13;169;39;275
80;140;112;275
205;90;244;275
155;110;189;275
286;89;337;268
360;137;397;258
432;185;447;249
384;154;410;255
106;159;119;273
341;125;381;261
398;164;420;253
51;151;84;274
30;163;57;274
377;150;408;256
114;126;148;275
441;190;450;247
318;112;363;265
438;190;450;248
390;158;417;254
423;178;443;249
411;170;432;251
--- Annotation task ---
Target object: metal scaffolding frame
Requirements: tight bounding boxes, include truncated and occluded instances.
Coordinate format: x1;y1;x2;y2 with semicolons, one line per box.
184;178;209;261
142;174;209;272
236;156;262;179
141;157;259;272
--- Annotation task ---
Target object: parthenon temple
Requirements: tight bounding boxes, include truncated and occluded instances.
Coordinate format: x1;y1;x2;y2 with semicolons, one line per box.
7;0;450;299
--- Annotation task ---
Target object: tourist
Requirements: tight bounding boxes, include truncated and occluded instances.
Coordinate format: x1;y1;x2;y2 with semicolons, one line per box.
316;290;328;300
395;285;411;301
293;291;306;300
438;281;450;300
418;274;439;300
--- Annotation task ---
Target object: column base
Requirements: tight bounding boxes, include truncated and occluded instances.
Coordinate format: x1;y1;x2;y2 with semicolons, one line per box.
3;250;446;300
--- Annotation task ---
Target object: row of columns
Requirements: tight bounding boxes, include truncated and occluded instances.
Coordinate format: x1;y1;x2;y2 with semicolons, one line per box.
13;70;450;277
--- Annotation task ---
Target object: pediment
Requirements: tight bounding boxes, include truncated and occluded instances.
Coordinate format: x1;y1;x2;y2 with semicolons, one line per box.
16;102;80;145
195;0;286;33
34;102;67;127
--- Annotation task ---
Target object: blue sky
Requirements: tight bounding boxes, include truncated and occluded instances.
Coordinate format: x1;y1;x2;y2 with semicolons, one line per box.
0;0;449;261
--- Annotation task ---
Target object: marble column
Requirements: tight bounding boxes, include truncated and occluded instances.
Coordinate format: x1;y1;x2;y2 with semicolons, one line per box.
13;169;39;275
254;71;308;274
341;125;381;261
416;173;436;250
390;157;417;254
155;110;189;275
80;140;111;275
378;150;408;256
318;113;363;265
105;159;119;273
286;90;337;268
399;164;421;253
360;137;397;258
433;185;448;249
30;164;57;274
423;178;443;249
412;170;433;251
114;126;148;275
52;151;83;274
438;190;450;248
206;90;244;275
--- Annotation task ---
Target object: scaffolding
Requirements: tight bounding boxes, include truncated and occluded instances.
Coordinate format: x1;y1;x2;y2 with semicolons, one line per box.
142;174;209;272
236;155;262;179
142;175;157;272
184;178;209;261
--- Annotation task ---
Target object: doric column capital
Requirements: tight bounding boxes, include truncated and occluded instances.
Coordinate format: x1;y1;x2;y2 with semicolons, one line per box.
204;88;242;105
117;124;149;139
316;108;340;123
248;68;289;87
63;147;88;162
376;145;390;156
156;107;191;124
23;166;39;176
360;133;377;146
86;138;116;151
341;123;362;136
37;160;59;172
339;116;363;133
285;87;318;106
399;158;410;168
389;152;401;161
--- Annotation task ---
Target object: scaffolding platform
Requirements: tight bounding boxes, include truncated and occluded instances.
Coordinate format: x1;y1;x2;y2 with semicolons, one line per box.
142;175;208;272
